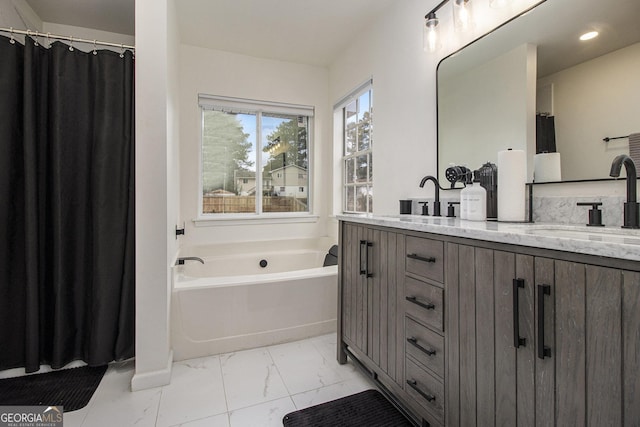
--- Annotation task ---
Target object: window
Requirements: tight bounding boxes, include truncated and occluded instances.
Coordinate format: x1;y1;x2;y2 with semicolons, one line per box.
340;83;373;213
199;95;312;216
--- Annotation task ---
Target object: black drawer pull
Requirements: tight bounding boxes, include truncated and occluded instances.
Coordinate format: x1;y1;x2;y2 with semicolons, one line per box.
513;278;526;348
366;242;373;278
406;379;436;402
537;284;552;359
407;253;436;263
359;240;367;275
407;337;436;356
406;296;435;310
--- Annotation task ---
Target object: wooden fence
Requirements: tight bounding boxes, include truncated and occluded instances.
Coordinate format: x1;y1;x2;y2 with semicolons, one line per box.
203;196;308;214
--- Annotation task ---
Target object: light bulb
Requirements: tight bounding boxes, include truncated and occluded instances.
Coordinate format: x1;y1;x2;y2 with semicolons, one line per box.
423;13;440;53
453;0;474;32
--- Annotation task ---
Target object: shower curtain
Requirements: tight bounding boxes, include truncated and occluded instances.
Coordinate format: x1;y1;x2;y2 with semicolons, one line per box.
0;35;135;373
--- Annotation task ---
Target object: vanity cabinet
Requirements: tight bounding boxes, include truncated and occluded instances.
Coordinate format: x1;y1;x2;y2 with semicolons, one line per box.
339;223;447;426
338;222;405;388
446;243;640;427
338;218;640;426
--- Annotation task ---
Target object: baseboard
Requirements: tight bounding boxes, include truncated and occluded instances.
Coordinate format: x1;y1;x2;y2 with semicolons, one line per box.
172;320;336;361
130;349;173;391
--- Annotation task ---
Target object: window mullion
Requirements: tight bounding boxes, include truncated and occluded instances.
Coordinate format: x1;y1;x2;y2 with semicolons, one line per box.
256;112;263;215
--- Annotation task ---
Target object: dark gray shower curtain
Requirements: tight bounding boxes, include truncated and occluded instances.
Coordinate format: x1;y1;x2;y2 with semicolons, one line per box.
0;36;135;373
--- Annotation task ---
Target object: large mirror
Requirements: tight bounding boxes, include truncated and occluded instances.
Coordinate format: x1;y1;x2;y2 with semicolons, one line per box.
437;0;640;185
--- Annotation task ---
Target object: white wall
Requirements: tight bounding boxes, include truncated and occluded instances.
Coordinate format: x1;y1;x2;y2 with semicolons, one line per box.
178;45;331;246
328;0;540;218
328;0;629;222
132;0;175;391
537;42;640;180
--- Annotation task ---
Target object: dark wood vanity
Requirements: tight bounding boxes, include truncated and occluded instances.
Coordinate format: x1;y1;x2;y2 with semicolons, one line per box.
337;219;640;426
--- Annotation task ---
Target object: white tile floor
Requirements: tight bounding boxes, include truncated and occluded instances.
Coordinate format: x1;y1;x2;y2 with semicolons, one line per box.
62;333;376;427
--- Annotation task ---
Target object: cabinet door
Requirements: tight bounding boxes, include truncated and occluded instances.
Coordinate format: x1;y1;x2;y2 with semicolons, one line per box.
340;222;368;356
446;244;535;427
366;227;403;383
550;261;629;426
339;222;404;384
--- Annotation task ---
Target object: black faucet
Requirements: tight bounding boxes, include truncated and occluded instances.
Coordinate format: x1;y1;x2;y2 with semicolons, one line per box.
419;175;441;216
609;154;639;229
176;256;205;265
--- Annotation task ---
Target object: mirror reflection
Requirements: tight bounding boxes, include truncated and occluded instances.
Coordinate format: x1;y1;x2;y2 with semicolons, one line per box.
437;0;640;184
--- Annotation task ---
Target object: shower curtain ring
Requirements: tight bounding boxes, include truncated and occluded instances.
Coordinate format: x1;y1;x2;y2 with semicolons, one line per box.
119;43;125;58
34;30;40;46
93;40;98;55
68;36;74;51
46;32;51;47
9;27;15;44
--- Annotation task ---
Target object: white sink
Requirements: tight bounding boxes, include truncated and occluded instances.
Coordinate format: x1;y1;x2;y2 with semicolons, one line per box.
519;224;640;244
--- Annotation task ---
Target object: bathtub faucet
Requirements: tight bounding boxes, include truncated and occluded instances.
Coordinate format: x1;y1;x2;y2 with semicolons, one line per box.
176;256;205;265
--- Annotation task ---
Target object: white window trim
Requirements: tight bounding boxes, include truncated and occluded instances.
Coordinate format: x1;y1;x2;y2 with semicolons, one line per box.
196;94;315;222
333;79;373;215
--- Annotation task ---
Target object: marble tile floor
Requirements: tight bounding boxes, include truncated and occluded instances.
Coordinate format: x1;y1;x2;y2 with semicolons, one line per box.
62;333;376;427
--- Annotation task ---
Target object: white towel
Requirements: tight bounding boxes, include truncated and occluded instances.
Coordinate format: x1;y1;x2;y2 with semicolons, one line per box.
630;133;640;166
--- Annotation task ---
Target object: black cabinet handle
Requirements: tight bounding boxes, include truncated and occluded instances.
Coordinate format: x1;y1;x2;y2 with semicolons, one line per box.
359;240;367;275
407;337;436;356
537;284;552;359
405;296;435;311
407;253;436;263
366;242;373;278
406;379;436;402
513;278;526;348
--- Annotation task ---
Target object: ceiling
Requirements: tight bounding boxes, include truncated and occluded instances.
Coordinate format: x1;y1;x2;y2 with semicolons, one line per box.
25;0;135;36
175;0;394;66
24;0;396;67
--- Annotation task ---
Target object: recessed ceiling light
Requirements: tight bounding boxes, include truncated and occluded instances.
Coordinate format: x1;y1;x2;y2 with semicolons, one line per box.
579;31;599;41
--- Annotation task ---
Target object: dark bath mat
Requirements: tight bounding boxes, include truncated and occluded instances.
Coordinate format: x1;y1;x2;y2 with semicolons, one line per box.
282;389;413;427
0;365;107;412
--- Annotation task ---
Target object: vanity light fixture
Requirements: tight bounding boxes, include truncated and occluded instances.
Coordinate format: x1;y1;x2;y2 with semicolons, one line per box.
579;31;599;41
423;0;449;53
453;0;474;32
424;12;440;53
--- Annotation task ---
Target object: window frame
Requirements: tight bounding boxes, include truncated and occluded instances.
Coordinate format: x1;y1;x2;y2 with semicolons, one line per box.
335;81;373;214
197;94;315;221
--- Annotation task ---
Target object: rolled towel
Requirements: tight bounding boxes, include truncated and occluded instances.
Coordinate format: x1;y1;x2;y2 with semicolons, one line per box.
630;133;640;166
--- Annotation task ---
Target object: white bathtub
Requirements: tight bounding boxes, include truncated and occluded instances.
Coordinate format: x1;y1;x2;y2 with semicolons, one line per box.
171;238;338;360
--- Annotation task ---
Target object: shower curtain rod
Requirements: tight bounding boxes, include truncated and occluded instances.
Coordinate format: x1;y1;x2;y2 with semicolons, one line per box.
0;27;135;50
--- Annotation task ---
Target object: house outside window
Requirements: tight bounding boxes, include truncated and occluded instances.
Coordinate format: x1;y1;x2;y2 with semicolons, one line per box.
339;83;372;213
199;95;312;216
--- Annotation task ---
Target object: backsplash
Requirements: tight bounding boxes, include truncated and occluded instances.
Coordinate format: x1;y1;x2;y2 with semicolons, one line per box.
530;195;625;227
410;195;626;227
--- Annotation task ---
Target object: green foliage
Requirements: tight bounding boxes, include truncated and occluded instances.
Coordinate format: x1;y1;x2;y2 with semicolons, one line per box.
262;117;308;172
202;111;254;193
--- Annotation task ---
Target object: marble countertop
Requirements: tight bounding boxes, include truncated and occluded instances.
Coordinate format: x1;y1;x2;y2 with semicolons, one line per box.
337;214;640;262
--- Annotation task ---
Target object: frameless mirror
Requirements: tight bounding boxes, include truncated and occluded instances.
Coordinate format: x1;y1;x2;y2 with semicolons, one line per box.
437;0;640;185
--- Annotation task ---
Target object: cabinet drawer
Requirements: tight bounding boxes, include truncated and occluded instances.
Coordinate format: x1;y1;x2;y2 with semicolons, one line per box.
404;277;443;332
406;357;444;422
406;317;444;378
406;236;444;284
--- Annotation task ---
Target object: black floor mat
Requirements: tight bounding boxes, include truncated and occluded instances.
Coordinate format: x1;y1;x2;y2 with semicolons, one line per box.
282;389;413;427
0;365;107;412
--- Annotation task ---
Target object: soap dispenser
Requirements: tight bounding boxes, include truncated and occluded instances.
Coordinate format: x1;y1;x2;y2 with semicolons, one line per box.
459;173;471;220
466;170;487;221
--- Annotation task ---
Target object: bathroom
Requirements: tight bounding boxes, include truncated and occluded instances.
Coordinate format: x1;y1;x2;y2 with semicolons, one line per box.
1;0;638;425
